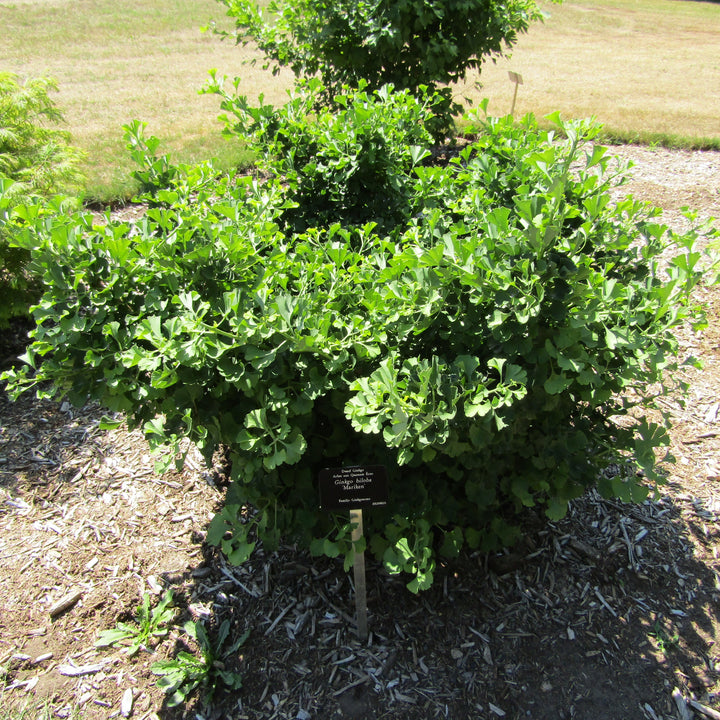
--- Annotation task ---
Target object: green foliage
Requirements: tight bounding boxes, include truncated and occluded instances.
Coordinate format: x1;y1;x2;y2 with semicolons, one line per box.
649;618;680;654
214;0;544;136
3;87;716;590
95;590;176;656
124;119;180;197
151;619;248;708
0;73;83;327
0;181;79;327
374;515;436;593
0;73;82;195
206;78;436;230
216;0;543;95
0;178;37;325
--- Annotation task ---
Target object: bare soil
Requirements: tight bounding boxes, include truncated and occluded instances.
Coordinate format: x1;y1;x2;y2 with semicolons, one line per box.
1;146;719;720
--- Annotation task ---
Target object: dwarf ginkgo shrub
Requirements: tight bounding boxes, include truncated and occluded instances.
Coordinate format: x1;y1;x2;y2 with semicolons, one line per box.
2;86;714;591
206;78;436;231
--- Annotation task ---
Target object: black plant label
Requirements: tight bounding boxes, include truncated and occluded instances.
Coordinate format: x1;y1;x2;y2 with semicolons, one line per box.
318;465;389;510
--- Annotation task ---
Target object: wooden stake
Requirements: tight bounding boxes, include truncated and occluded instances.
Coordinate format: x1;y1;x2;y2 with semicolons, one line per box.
349;508;368;640
508;71;524;116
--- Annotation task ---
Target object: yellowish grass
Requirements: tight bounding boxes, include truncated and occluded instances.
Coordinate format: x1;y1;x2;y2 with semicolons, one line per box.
458;0;720;139
0;0;293;199
1;0;718;198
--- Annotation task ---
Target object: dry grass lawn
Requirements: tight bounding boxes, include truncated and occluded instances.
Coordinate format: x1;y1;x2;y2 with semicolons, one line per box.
464;0;720;141
0;0;294;198
1;0;719;199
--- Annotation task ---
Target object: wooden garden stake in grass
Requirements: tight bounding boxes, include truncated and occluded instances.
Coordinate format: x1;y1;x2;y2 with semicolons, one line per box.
508;71;524;116
350;508;368;640
319;466;388;641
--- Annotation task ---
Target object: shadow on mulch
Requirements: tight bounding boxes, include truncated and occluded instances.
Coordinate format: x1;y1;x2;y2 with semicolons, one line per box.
0;315;33;370
152;487;720;720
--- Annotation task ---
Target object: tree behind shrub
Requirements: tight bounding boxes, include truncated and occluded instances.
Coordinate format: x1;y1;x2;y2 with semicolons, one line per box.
215;0;544;134
3;86;715;591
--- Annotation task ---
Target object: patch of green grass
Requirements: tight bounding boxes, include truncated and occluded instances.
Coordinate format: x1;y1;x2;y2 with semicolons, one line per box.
461;115;720;152
594;128;720;152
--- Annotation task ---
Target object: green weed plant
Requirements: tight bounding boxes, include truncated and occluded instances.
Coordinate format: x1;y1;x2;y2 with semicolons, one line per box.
151;619;248;708
649;619;680;655
95;589;175;656
3;85;716;591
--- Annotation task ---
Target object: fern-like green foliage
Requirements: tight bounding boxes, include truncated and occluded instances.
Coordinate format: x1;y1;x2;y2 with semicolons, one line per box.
0;73;82;194
0;72;83;327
